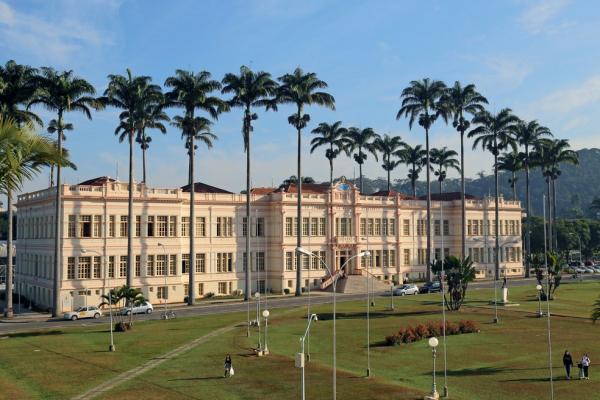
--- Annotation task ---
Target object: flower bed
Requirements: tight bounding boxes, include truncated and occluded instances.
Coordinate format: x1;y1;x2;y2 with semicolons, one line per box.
385;320;479;346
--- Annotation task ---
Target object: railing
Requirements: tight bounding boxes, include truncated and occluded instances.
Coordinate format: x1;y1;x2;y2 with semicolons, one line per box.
319;269;345;290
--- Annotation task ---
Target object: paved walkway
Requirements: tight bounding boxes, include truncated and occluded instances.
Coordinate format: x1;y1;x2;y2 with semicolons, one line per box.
71;323;240;400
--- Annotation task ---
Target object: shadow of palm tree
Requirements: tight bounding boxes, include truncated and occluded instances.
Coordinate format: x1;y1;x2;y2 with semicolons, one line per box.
6;330;63;338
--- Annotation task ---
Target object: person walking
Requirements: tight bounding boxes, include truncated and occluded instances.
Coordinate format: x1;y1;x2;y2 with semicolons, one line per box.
224;354;233;378
563;351;573;379
581;354;591;380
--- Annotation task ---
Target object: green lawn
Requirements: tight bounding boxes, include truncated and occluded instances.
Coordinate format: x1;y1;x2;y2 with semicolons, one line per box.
1;280;600;399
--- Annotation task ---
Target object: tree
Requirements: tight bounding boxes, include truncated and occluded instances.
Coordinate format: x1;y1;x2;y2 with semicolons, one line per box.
29;68;98;316
100;285;146;330
374;134;406;192
592;296;600;323
222;65;278;301
590;197;600;216
46;119;73;187
0;60;41;127
344;127;379;193
277;67;335;296
101;69;161;288
513;120;552;277
439;81;488;261
431;256;476;311
397;78;447;282
532;252;562;300
134;98;169;184
469;108;519;281
0;117;74;317
497;150;523;201
310;121;349;187
165;70;226;305
397;143;426;197
429;146;459;195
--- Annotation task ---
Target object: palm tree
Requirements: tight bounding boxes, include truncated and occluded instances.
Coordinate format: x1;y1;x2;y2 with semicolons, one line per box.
101;69;161;288
165;70;226;305
46;119;73;186
310;121;349;187
531;139;555;251
397;143;427;197
592;296;600;323
497;150;523;201
397;78;447;281
29;68;98;316
344;127;379;193
222;65;278;301
513;120;552;277
0;117;73;317
374;134;406;192
0;60;41;127
469;108;519;281
439;82;488;260
429;147;460;195
135;99;169;184
276;68;335;296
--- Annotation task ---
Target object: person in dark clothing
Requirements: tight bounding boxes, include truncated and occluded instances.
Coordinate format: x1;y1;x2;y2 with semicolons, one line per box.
224;354;233;377
563;351;574;379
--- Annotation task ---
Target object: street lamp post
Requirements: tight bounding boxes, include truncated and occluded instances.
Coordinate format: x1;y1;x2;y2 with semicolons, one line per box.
298;313;318;400
83;249;114;352
255;292;261;353
157;243;169;320
389;285;394;311
425;337;440;400
262;309;270;355
296;246;369;400
536;284;543;317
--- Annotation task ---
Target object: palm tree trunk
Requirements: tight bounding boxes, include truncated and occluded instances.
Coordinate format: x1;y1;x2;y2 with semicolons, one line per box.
189;134;196;305
295;106;302;296
50;164;54;187
425;127;432;282
494;151;500;281
512;172;517;200
127;130;134;287
546;177;552;252
460;129;466;261
359;162;363;194
525;148;531;278
141;138;147;184
387;167;391;193
552;178;558;250
52;110;64;317
3;191;13;317
244;111;251;302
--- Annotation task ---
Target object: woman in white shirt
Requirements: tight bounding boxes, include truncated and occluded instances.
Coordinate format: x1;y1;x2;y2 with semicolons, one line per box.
581;354;591;380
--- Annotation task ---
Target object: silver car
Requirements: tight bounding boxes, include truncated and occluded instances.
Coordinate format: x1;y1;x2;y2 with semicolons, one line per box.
393;284;419;296
64;306;102;320
119;301;154;316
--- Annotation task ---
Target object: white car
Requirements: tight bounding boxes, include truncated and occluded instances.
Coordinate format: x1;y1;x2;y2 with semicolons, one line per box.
119;301;153;316
64;306;102;320
393;284;419;296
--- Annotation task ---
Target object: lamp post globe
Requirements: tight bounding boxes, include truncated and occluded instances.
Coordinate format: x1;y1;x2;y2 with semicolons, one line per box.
428;337;439;348
425;337;440;400
536;284;543;317
262;309;270;355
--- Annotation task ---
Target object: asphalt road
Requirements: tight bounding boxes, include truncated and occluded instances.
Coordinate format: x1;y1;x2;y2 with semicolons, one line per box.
1;274;597;335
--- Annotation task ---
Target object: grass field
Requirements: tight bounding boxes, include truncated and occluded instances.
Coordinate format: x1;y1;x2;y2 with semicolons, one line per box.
1;280;599;399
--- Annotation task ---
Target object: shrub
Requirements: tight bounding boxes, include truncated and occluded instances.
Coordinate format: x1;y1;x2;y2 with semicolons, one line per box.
385;320;478;347
445;321;460;335
205;292;215;298
414;324;430;339
284;288;290;295
402;327;418;343
426;321;442;337
385;334;402;346
458;320;479;334
115;322;131;332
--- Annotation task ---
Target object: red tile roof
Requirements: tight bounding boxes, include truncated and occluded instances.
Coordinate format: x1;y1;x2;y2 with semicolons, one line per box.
78;176;116;186
181;182;233;194
369;189;415;199
251;187;276;195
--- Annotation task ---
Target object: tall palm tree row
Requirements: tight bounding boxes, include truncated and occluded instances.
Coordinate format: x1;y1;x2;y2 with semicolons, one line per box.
469;108;519;280
0;60;42;127
344;127;379;193
397;143;427;197
135;97;169;185
29;68;99;316
310;121;349;187
397;78;447;282
165;70;227;305
439;82;488;260
1;117;74;317
497;150;523;201
221;65;278;301
276;68;335;296
374;134;406;192
513;120;551;277
429;147;460;195
101;69;161;288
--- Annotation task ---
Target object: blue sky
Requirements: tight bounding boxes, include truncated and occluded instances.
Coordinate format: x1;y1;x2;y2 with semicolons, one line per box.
1;0;600;195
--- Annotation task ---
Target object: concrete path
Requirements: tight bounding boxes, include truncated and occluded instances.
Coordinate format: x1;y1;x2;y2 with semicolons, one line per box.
71;323;239;400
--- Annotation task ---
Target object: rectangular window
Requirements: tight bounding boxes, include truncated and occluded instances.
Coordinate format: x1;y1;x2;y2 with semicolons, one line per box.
403;219;410;236
336;217;352;236
79;215;92;238
319;218;326;236
109;216;116;237
78;256;91;279
119;256;127;277
135;255;141;277
157;286;168;299
417;249;427;265
403;249;410;265
434;248;441;261
157;216;168;237
135;215;141;237
374;219;381;235
67;257;75;279
443;220;449;236
360;218;366;236
216;253;233;273
120;216;128;237
286;252;294;271
302;217;309;236
293;217;298;237
467;219;473;236
169;216;177;237
389;250;396;267
170;255;177;275
302;254;310;270
108;256;115;278
216;217;231;237
218;282;228;295
310;217;318;236
146;255;155;276
93;216;102;237
93;256;101;278
367;218;374;236
181;217;189;236
242;217;248;237
196;253;205;273
68;215;76;238
156;255;167;276
285;217;293;236
417;220;426;236
256;252;265;272
147;216;155;237
434;220;441;236
181;254;189;274
256;217;265;237
388;219;396;236
198;283;204;296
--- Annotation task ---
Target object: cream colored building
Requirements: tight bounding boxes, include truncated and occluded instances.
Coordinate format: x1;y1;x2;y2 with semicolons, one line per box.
15;177;524;312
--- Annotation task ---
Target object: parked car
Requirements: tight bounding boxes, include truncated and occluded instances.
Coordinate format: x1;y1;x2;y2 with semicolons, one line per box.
582;267;595;274
591;266;600;273
393;284;419;296
419;281;442;294
64;306;102;321
119;301;153;316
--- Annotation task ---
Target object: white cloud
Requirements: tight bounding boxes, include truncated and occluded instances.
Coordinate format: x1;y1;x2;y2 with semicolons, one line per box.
0;0;114;64
534;75;600;115
518;0;569;34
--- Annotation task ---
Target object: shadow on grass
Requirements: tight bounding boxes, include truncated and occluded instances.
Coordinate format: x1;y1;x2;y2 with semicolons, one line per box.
443;366;555;377
168;376;224;381
316;310;437;321
6;330;63;338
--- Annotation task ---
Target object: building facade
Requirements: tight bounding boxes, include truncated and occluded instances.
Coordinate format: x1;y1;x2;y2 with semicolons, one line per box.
15;177;524;312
